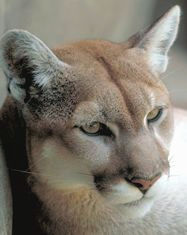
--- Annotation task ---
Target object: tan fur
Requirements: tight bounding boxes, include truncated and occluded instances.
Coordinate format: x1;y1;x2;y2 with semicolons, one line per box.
1;5;186;235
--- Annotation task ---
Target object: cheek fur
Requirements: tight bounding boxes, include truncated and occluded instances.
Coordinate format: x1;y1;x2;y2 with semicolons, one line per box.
63;130;112;170
30;137;95;190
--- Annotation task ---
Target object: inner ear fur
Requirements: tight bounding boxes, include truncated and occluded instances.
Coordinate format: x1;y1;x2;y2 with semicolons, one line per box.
0;29;69;103
126;5;181;75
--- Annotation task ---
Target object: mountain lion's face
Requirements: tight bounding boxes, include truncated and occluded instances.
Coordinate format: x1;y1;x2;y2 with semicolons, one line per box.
0;6;180;226
26;43;172;218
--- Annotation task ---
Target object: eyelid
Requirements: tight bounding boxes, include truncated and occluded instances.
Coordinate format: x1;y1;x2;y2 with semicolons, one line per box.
147;106;168;124
73;118;106;129
156;105;168;109
148;108;163;123
78;122;115;137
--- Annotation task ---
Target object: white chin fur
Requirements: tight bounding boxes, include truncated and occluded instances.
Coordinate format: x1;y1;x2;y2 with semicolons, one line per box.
103;174;168;219
103;180;143;205
118;197;155;219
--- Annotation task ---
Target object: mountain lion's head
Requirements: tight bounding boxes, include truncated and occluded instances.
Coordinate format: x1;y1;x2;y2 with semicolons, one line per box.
0;6;180;234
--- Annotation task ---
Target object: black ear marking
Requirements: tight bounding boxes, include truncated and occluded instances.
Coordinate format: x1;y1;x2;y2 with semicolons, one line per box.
14;57;36;103
0;29;70;103
5;55;37;103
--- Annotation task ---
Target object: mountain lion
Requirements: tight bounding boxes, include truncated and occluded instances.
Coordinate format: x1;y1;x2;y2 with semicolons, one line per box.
0;5;187;235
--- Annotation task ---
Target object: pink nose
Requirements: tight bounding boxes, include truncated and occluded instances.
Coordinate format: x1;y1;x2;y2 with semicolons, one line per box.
130;175;161;192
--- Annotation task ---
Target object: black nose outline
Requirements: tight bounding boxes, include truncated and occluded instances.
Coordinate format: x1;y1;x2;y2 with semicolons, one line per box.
125;173;162;193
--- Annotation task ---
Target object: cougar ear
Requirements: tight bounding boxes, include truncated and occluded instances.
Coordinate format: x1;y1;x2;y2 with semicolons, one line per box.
0;29;69;103
127;5;180;75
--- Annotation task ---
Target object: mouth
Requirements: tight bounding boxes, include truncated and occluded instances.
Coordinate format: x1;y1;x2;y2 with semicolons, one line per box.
93;173;167;207
94;174;144;205
93;174;159;219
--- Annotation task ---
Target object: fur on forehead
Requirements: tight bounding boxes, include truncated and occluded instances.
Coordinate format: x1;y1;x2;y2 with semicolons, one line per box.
0;6;180;118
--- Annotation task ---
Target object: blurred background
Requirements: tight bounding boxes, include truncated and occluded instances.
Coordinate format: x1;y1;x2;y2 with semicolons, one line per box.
0;0;186;108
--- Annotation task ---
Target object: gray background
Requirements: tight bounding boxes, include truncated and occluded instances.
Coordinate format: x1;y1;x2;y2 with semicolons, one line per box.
0;0;186;108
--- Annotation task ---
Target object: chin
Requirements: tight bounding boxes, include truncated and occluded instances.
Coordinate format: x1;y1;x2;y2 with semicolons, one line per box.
118;196;155;219
102;174;168;220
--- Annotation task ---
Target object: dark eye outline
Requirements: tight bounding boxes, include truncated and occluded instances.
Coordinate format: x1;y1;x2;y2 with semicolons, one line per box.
147;108;163;124
79;123;114;137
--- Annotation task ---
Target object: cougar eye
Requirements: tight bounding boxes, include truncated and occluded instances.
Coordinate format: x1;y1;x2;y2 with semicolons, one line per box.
147;108;163;123
80;122;113;137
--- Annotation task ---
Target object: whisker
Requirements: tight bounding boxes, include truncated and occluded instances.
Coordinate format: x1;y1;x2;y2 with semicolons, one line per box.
9;168;93;178
9;168;33;175
28;155;50;169
8;168;95;188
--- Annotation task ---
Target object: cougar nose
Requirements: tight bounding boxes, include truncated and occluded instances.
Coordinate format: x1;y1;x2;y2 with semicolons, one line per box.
130;174;161;193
